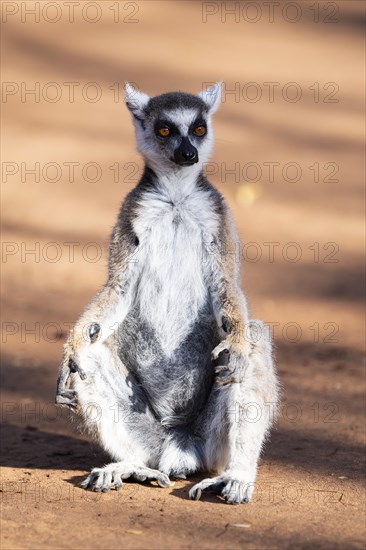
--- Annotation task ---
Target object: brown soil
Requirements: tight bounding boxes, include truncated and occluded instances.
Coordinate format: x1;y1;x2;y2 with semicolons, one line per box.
1;1;365;549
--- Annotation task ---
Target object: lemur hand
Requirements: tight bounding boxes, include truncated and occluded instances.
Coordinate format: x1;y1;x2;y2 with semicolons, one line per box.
211;335;249;385
55;323;101;408
55;352;80;409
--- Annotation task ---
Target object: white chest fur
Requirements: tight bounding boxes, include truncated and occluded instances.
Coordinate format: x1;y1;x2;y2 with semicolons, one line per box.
132;183;219;356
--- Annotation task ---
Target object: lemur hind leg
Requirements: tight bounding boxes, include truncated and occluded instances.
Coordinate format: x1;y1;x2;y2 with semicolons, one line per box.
190;320;279;504
64;340;170;491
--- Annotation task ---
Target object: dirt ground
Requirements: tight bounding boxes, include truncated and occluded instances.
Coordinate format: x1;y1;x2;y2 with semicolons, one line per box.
1;1;365;548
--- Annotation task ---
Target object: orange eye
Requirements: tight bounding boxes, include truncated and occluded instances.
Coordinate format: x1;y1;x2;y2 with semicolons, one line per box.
194;126;206;136
158;127;170;137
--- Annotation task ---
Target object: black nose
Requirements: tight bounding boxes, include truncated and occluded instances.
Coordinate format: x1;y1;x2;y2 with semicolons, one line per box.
174;137;198;166
182;150;196;160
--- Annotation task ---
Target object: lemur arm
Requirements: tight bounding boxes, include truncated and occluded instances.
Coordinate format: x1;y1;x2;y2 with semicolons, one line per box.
56;198;140;406
207;203;250;364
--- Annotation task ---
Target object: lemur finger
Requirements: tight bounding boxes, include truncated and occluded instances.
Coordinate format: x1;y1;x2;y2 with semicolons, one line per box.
69;358;87;381
55;389;78;408
56;361;71;394
214;364;234;375
215;368;241;385
215;377;238;386
55;359;78;407
211;341;230;361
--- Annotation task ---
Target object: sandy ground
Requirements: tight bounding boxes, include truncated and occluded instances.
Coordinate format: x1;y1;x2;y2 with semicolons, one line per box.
1;1;365;548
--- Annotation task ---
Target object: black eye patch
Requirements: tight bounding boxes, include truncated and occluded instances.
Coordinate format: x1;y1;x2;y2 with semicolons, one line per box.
154;119;180;137
189;118;207;136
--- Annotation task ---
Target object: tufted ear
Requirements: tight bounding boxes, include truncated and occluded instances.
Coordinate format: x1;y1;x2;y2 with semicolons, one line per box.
198;82;222;114
124;82;150;120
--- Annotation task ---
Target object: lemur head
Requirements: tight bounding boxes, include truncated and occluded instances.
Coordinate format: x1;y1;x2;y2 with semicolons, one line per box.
124;83;222;172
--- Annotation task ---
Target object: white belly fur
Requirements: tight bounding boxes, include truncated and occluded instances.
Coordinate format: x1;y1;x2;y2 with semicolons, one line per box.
133;188;218;356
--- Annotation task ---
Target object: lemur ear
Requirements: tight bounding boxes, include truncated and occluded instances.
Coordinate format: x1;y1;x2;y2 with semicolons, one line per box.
198;82;222;114
124;82;150;120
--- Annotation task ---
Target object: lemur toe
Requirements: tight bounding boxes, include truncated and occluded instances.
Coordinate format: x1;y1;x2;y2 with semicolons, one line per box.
132;468;170;488
157;473;171;487
189;477;220;501
189;485;202;501
80;471;98;490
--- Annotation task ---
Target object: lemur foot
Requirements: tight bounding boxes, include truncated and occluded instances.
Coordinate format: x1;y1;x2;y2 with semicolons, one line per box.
189;474;255;504
80;463;171;492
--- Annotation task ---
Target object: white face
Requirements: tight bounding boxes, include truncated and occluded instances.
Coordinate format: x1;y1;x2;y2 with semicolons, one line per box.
124;83;222;173
136;107;213;169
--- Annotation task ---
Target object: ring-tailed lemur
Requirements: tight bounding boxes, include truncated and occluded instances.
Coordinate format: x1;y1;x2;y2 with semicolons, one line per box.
56;82;279;504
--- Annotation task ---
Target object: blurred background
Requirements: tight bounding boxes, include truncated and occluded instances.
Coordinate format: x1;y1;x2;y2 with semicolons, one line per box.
1;1;365;549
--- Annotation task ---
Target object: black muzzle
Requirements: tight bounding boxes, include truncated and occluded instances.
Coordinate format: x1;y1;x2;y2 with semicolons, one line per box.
173;137;198;166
